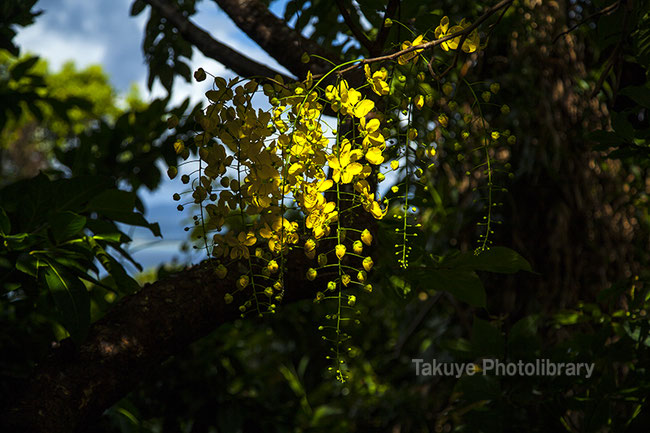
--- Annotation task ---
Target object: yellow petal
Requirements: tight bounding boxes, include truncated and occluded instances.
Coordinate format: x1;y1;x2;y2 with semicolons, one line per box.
353;100;374;118
369;201;387;219
414;94;424;110
366;147;384;165
317;179;333;191
288;162;304;175
361;229;373;246
440;16;449;33
365;118;380;133
335;244;346;260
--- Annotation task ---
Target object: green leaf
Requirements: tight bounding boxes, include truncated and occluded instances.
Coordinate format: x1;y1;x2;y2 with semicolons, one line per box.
87;237;140;294
454;374;501;402
1;232;33;250
10;56;39;80
445;247;532;274
611;111;635;140
87;190;160;237
428;269;486;307
507;315;540;358
130;0;147;16
15;253;42;277
88;189;135;214
619;85;650;108
42;262;90;344
0;207;9;234
471;317;505;358
48;211;87;244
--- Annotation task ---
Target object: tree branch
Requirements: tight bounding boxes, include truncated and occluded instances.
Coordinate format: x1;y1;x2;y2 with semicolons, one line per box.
335;0;374;53
373;0;400;56
142;0;292;81
324;0;514;79
3;252;329;433
213;0;340;78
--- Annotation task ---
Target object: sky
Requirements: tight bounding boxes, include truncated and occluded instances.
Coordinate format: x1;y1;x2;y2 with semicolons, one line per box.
14;0;291;272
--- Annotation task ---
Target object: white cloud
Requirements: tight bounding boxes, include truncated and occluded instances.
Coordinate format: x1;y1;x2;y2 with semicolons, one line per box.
15;24;107;71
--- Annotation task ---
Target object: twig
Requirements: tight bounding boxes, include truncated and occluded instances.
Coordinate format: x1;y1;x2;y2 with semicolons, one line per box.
373;0;401;55
314;0;514;79
553;0;621;43
335;0;374;52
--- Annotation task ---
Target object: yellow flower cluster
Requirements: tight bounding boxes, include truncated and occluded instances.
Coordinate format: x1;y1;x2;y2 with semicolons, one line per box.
434;16;479;53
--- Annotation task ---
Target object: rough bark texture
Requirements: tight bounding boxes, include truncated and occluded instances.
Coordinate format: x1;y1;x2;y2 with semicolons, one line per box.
213;0;339;77
2;253;327;433
478;0;642;315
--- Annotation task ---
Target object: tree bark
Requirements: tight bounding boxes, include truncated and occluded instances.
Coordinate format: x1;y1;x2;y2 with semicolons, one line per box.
2;253;330;433
212;0;339;77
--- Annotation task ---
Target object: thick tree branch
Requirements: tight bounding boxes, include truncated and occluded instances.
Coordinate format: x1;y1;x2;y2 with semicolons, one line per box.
213;0;339;78
335;0;374;53
3;252;330;433
142;0;292;81
373;0;400;56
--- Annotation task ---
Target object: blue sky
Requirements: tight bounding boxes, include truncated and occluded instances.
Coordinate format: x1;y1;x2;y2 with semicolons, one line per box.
14;0;291;272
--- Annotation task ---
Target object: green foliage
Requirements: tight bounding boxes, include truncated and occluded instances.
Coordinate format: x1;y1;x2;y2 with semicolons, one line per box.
0;0;41;56
130;0;196;92
0;173;159;342
1;0;650;432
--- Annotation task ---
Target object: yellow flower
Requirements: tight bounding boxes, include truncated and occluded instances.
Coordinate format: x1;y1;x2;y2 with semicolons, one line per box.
305;199;337;239
347;294;356;306
361;229;373;246
267;260;279;273
366;147;384;165
363;256;374;271
357;270;367;282
358;117;385;148
220;231;257;260
237;275;250;289
328;139;364;184
390;160;399;170
398;35;426;65
353;240;363;254
435;16;479;53
215;264;228;279
259;216;299;254
335;244;347;260
342;274;351;287
364;64;389;96
304;238;317;259
414;94;424;110
333;80;375;118
367;200;388;219
306;268;318;281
